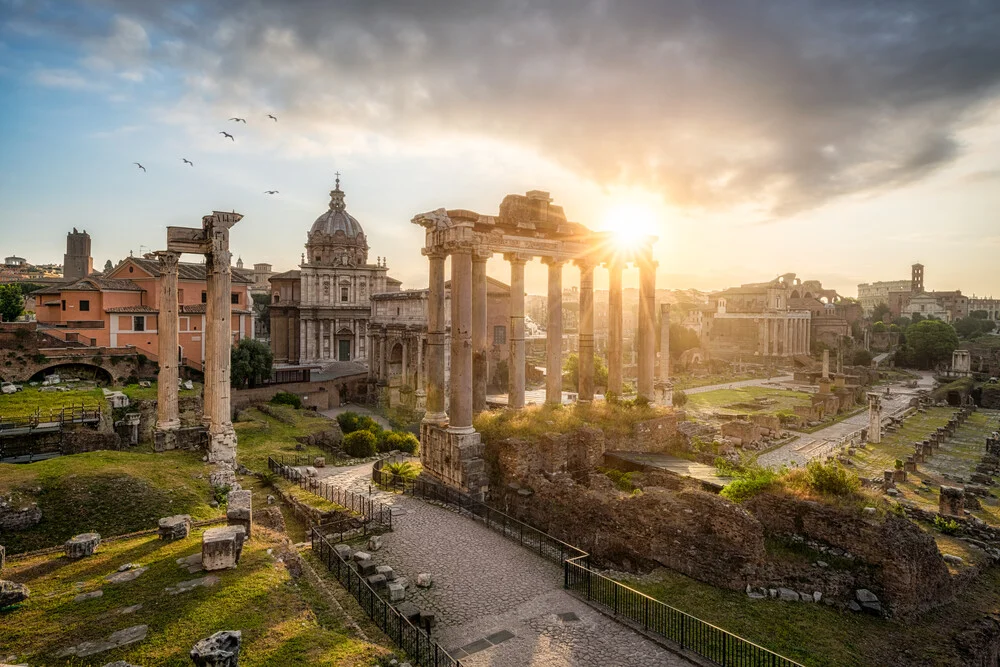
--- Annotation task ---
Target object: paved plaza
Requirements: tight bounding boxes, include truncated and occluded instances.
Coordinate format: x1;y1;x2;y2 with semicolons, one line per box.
315;463;693;666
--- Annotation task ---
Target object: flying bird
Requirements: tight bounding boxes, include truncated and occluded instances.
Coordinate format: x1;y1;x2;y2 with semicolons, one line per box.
182;158;193;166
133;162;145;172
267;114;278;122
219;131;234;141
264;190;279;195
229;117;246;123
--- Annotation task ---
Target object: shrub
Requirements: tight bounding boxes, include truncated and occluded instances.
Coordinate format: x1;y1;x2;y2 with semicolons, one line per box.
343;430;377;458
380;430;419;455
894;459;903;470
337;411;381;434
599;468;638;493
720;465;780;503
934;516;962;535
672;389;688;407
383;461;419;481
270;391;302;409
259;471;278;487
357;415;381;434
788;460;861;497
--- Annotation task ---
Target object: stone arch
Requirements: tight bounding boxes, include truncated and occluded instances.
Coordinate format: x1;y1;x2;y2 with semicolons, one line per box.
29;362;114;385
790;290;800;299
803;292;813;299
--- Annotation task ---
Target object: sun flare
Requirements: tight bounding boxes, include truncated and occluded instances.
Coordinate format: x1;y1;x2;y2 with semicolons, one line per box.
603;201;660;249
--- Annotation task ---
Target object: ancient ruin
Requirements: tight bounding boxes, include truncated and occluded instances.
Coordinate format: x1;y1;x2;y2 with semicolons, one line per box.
412;191;657;497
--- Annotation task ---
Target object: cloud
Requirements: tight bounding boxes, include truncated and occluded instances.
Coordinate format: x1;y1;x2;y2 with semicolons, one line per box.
32;67;93;90
13;1;1000;215
81;15;151;81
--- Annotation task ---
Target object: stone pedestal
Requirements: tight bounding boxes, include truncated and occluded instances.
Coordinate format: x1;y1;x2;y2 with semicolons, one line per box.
420;423;487;500
65;533;101;559
159;514;192;541
190;630;241;667
202;526;246;570
226;490;252;538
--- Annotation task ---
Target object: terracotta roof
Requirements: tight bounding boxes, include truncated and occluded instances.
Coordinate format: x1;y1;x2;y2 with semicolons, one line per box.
269;270;301;281
32;277;143;294
180;304;252;315
105;305;158;313
121;257;253;284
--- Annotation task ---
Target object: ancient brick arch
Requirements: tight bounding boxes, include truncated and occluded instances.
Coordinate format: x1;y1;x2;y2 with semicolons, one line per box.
28;362;115;385
5;348;138;384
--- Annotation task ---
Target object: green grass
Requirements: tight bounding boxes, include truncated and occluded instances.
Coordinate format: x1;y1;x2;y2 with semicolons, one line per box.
619;564;1000;667
685;386;812;416
0;386;107;419
671;373;759;391
122;381;202;402
0;528;390;666
0;450;223;554
235;407;340;473
474;400;668;443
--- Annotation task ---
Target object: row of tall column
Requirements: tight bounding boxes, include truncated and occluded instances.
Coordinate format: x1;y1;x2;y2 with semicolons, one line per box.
759;317;811;357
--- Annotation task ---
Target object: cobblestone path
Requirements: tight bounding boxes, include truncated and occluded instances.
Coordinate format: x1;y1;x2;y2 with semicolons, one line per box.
316;463;694;666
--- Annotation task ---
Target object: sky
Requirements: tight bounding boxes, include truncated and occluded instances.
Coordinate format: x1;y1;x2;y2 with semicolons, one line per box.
1;0;999;298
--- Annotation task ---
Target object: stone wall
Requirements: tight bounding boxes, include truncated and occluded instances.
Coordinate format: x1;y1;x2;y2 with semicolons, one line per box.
231;374;367;414
605;413;682;453
62;427;122;455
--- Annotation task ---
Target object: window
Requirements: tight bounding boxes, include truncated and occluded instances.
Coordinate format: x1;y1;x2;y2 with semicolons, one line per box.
273;293;280;304
323;282;330;297
61;300;66;311
177;288;184;301
79;300;90;312
180;317;190;331
133;316;145;332
231;292;239;305
341;287;349;302
493;325;507;344
201;291;207;304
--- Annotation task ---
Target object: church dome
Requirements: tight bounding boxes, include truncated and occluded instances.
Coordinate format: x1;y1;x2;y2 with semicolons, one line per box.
309;178;365;239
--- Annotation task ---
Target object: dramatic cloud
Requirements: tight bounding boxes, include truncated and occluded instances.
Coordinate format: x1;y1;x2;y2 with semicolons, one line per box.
14;0;1000;214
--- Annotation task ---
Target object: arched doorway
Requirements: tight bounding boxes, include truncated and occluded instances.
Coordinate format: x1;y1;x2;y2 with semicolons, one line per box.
29;363;114;385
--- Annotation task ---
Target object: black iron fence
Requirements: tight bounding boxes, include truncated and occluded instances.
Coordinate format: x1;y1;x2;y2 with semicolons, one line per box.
267;455;393;531
371;458;803;667
311;527;461;667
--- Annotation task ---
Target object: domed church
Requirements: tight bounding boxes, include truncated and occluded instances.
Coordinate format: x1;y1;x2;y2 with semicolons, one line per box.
268;176;400;365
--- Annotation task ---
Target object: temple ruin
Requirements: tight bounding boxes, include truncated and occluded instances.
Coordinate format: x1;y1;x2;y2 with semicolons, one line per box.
412;191;657;498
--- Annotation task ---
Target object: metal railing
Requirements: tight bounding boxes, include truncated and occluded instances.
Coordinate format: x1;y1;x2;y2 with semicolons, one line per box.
371;458;803;667
311;527;461;667
268;455;393;530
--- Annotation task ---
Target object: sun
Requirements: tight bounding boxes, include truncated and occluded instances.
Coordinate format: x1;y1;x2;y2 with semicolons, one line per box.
602;201;660;250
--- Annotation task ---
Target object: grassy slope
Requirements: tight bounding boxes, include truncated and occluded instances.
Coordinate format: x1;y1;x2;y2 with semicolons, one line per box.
122;381;202;402
0;386;107;418
621;565;1000;667
474;401;669;443
0;528;390;666
685;386;812;416
234;406;337;473
0;449;222;554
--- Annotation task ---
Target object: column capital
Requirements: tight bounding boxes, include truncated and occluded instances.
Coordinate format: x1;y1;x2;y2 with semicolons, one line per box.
153;250;181;271
422;246;449;260
208;249;232;272
542;256;566;268
472;246;493;262
503;252;532;265
574;257;597;272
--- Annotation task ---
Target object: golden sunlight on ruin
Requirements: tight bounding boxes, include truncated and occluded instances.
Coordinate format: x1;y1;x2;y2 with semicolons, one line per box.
603;200;661;249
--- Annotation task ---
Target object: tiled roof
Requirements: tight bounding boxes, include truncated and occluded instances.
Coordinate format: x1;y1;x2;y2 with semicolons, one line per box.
269;270;301;281
122;257;253;284
180;304;252;315
105;305;158;313
32;277;143;294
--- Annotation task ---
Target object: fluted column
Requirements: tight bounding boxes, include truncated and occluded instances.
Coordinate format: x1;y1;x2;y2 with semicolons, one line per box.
544;258;564;405
423;250;448;426
203;257;217;427
637;251;657;401
379;333;387;380
156;251;181;431
472;249;489;413
449;246;474;432
607;261;623;395
506;253;528;410
659;303;670;383
577;260;595;402
208;249;233;434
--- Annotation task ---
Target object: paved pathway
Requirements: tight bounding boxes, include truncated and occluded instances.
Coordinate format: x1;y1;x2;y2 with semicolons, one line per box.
758;371;936;468
682;375;795;395
315;463;693;667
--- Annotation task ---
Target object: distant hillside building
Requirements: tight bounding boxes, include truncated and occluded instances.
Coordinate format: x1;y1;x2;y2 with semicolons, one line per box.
269;178;400;365
63;228;94;280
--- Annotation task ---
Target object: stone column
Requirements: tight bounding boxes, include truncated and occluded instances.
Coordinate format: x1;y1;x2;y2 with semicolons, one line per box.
577;260;595;402
544;258;564;405
506;253;528;410
203;257;217;427
156;251;181;431
449;245;474;432
423;250;448;426
607;261;623;395
207;248;235;459
472;249;489;413
867;393;882;444
822;349;830;379
637;251;657;401
659;303;670;383
416;335;425;401
379;334;387;381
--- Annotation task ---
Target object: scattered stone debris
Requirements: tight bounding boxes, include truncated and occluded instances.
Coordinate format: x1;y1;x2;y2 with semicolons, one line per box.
65;533;102;559
368;535;383;552
74;589;104;602
105;566;148;584
227;490;253;538
942;554;964;565
202;526;246;571
55;625;148;658
177;552;204;574
165;575;220;595
159;514;192;541
0;580;30;608
190;630;241;667
416;573;433;588
118;604;143;615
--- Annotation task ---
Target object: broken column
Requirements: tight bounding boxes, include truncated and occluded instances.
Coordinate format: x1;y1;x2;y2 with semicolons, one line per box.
191;630;241;667
867;393;882;444
65;533;101;559
159;514;192;541
202;525;246;570
226;490;252;538
939;486;965;516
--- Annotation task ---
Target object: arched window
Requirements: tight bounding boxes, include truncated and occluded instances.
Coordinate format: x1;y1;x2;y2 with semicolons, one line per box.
323;281;330;297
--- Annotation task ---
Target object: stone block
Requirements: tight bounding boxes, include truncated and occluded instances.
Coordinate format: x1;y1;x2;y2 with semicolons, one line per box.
367;535;383;552
314;456;326;468
375;565;395;581
201;526;246;571
158;515;192;541
395;601;421;623
939;486;965;516
353;551;372;562
0;579;29;608
777;587;799;601
416;573;433;588
190;630;241;667
333;544;352;561
358;560;378;577
388;581;405;601
65;533;101;559
418;611;436;629
366;574;387;589
226;490;253;538
304;466;318;478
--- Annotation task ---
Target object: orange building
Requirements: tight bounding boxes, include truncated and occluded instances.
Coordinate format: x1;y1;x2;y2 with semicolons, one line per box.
34;257;253;369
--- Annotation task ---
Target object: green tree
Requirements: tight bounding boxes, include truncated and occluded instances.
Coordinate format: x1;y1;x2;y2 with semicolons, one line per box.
954;316;996;340
563;353;609;391
910;312;924;324
230;337;273;388
103;259;114;273
904;320;959;369
0;284;25;322
668;323;701;359
872;321;887;333
852;349;873;366
970;310;989;320
251;292;271;338
871;302;891;323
